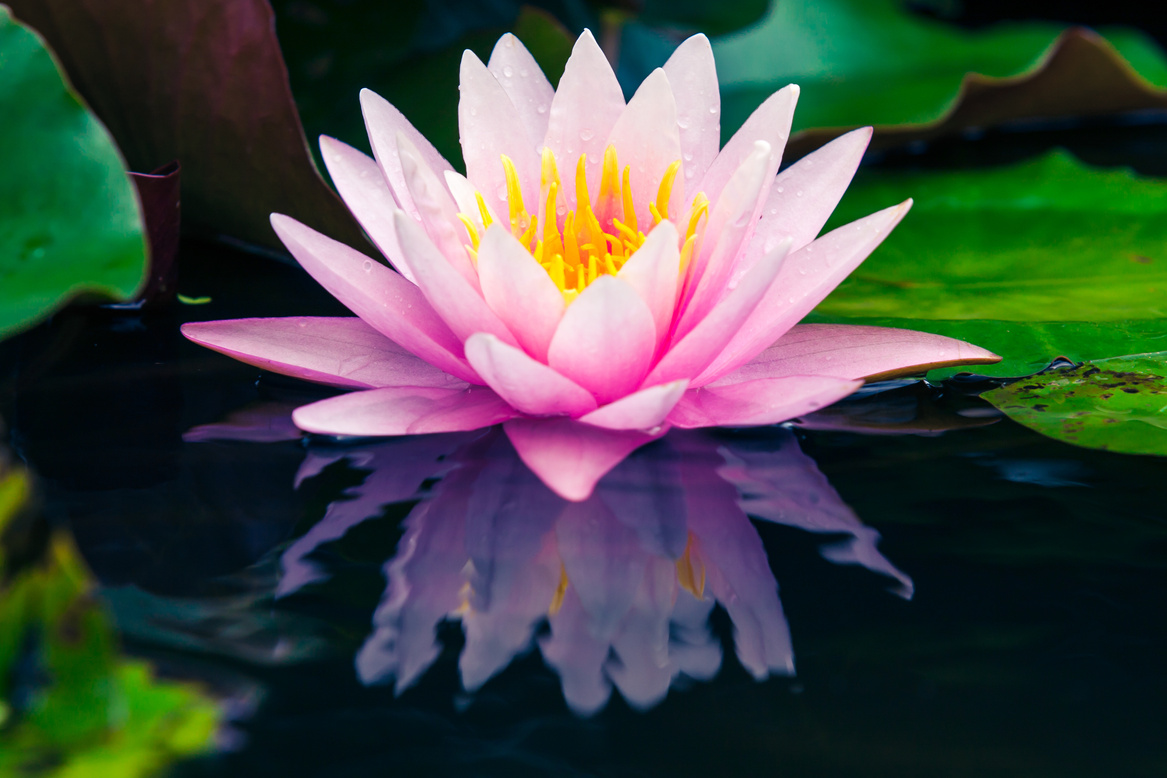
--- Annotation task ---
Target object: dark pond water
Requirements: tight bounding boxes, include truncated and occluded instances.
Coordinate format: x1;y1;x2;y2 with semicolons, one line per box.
3;126;1167;777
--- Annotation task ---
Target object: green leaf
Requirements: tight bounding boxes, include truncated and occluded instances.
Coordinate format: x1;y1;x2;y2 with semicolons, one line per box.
809;151;1167;376
0;452;219;775
981;354;1167;456
712;0;1167;141
0;8;146;338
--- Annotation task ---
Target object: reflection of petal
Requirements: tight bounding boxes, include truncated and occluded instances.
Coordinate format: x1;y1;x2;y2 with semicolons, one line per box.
279;433;474;597
539;587;613;716
597;439;688;559
718;429;914;599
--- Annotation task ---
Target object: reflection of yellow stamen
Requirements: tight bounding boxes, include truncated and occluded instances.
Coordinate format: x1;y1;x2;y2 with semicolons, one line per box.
549;563;570;615
675;532;706;599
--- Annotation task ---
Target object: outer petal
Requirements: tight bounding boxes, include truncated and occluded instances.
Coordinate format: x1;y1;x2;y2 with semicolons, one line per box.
465;333;598;417
393;211;519;348
667;375;862;428
711;324;1001;385
292;386;519;436
602;69;682;232
616;221;680;347
647;238;791;388
476;225;565;361
269;214;478;384
697;85;797;206
487;33;555;158
543;30;626;210
547;276;656;404
319;136;413;283
578;381;688;431
360;88;453;218
748;127;872;258
182;317;467;389
675;140;774;340
662;34;719;199
459;50;540;216
504;418;666;501
698;200;913;384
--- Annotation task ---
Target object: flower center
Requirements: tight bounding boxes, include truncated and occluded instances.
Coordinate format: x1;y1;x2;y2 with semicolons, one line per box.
459;146;709;304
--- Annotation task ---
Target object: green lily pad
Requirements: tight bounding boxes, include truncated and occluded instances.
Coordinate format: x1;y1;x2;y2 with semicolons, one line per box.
810;151;1167;376
981;353;1167;456
712;0;1167;147
0;451;219;774
0;8;146;338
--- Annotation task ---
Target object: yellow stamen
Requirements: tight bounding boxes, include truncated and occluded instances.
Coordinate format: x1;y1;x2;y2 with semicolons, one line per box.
621;165;637;232
654;160;682;221
501;154;529;237
475;192;493;229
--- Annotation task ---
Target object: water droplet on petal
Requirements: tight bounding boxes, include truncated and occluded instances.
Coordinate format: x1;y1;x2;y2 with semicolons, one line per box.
496;183;508;200
502;65;514;78
677;117;691;130
683;153;693;162
580;128;595;141
470;107;478;116
557;205;566;216
795;190;803;197
537;104;548;114
708;106;718;114
362;260;374;273
776;186;784;193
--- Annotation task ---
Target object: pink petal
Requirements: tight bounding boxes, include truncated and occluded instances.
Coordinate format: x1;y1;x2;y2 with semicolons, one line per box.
504;418;665;501
464;333;598;417
319;136;413;283
616;221;680;348
182;317;468;389
712;323;1001;385
674;140;774;340
543;30;626;210
749;127;872;256
396;132;481;291
602;69;682;232
662;34;719;200
292;386;519;436
393;211;520;348
697;200;913;384
487;33;555;159
697;85;797;206
459;50;540;217
666;375;862;428
269;214;478;384
360;88;453;218
476;225;565;361
579;381;688;430
646;237;791;387
547;276;656;404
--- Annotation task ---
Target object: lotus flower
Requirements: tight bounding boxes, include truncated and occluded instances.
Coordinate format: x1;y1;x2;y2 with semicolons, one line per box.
182;31;999;500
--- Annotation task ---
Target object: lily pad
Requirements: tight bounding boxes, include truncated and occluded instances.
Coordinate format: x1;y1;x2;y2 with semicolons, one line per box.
0;8;147;338
712;0;1167;154
0;451;220;775
7;0;365;250
811;151;1167;376
981;353;1167;456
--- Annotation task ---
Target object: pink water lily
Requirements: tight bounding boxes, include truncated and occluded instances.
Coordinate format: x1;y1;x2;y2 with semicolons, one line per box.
182;31;999;501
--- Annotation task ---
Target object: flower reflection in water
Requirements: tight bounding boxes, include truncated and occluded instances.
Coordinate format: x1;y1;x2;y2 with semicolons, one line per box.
257;422;910;715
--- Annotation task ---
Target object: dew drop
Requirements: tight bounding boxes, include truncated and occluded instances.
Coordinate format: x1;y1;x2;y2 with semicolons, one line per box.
470;107;478;117
502;65;514;78
788;296;798;304
496;183;508;200
683;152;693;162
362;260;374;273
795;190;803;197
537;104;548;114
776;186;784;193
580;128;595;141
685;169;696;179
677;117;691;130
557;205;567;216
798;268;807;276
708;106;718;114
769;208;777;216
